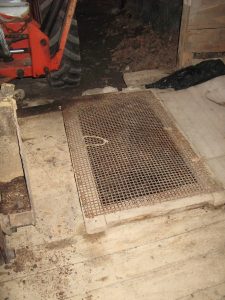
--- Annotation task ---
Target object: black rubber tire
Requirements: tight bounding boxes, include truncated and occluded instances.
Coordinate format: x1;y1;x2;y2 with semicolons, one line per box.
38;0;54;22
47;18;81;88
38;1;81;88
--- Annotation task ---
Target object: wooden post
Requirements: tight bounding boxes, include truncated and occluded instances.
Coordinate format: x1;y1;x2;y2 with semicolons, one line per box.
178;0;192;67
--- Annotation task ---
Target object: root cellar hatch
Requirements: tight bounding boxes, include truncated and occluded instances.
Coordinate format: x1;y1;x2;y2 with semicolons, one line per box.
63;91;220;233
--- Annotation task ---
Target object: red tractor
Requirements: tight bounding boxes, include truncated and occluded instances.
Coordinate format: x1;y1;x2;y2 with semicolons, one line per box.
0;0;81;87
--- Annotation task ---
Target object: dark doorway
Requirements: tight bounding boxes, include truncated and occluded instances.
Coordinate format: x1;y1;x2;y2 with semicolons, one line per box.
76;0;183;89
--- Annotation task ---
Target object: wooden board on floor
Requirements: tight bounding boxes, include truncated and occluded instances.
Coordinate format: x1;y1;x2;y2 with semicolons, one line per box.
189;0;225;29
1;209;225;299
187;28;225;53
181;282;225;300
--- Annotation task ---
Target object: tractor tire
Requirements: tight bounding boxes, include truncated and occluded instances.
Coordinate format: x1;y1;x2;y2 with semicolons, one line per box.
38;0;81;88
47;18;81;88
38;0;54;22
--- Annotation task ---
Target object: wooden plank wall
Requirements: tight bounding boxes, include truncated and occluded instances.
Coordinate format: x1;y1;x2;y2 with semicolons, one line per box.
178;0;225;67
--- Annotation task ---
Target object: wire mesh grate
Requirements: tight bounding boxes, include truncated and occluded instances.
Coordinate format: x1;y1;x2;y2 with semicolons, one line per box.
63;91;219;218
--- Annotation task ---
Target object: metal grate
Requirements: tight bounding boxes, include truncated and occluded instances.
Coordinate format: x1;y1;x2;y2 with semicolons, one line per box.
63;91;218;218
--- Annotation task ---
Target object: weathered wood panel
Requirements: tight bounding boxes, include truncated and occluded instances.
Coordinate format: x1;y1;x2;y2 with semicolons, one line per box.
189;0;225;29
179;0;225;66
178;1;192;66
187;28;225;52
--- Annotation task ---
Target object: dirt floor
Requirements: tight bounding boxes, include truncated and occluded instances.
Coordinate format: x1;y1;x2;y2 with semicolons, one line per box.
110;17;178;72
0;177;30;215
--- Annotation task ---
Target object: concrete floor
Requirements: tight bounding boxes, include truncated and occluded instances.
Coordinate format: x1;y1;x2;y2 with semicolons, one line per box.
0;76;225;299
